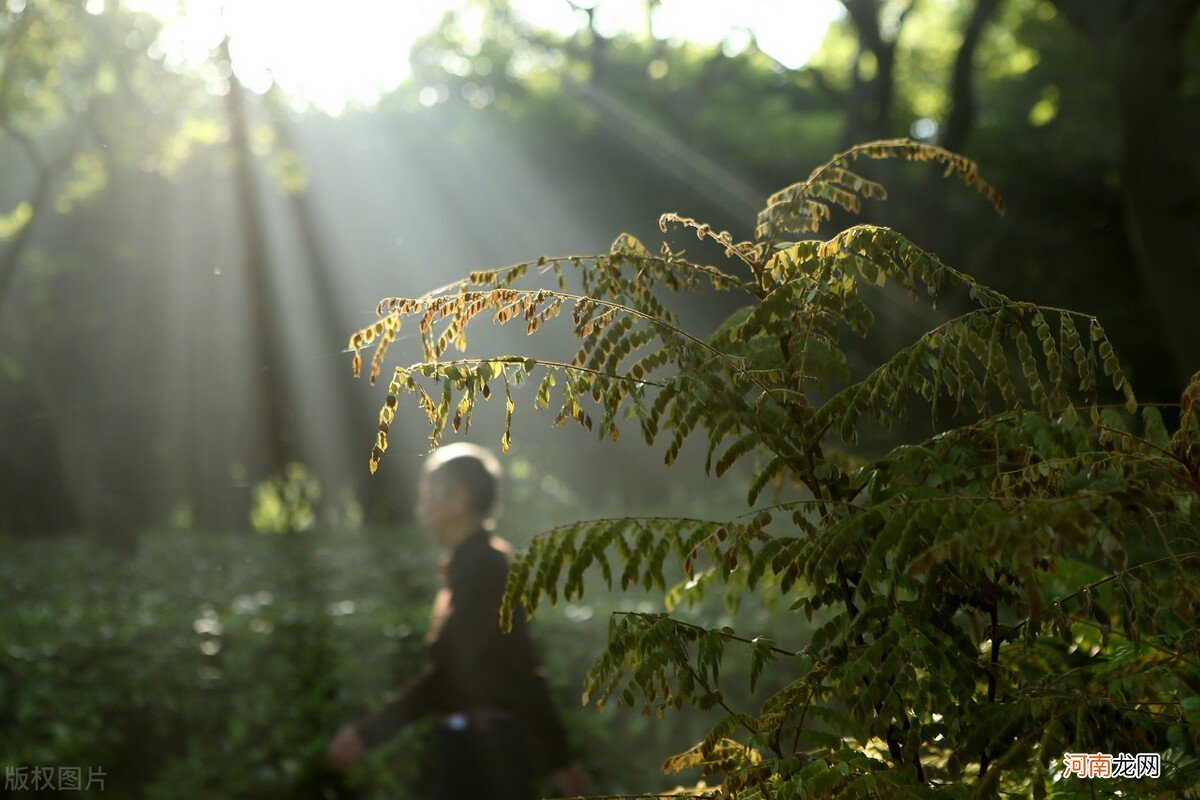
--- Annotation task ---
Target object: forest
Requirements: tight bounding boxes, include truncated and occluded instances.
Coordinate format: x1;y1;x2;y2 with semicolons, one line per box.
2;1;1199;798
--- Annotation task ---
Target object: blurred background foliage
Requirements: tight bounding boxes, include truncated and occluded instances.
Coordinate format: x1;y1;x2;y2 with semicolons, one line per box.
1;0;1198;795
2;462;804;798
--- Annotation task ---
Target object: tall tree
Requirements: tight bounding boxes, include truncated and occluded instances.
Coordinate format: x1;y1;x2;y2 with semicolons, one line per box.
1048;0;1200;387
221;37;293;479
939;0;1003;153
0;2;197;543
0;3;104;312
261;86;409;521
838;0;919;145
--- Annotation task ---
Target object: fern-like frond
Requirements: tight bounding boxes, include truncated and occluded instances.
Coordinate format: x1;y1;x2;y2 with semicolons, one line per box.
349;142;1200;799
756;138;1004;241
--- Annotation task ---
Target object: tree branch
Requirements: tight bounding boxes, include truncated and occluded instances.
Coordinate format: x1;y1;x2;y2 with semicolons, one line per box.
0;122;47;175
978;600;1000;778
939;0;1002;153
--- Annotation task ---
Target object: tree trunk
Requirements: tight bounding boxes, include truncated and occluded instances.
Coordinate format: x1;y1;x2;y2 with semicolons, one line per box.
0;141;76;314
27;369;135;549
839;0;913;147
1048;0;1200;390
1112;7;1200;387
221;38;293;479
264;94;409;522
940;0;1002;154
0;179;48;313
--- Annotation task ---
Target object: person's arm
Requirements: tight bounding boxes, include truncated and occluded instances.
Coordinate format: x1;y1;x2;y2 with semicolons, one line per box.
327;662;444;771
354;661;443;748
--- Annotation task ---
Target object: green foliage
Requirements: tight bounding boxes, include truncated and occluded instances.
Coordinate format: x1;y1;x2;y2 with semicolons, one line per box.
0;200;32;239
0;1;207;204
0;528;420;798
353;140;1200;797
249;462;323;534
1;517;770;798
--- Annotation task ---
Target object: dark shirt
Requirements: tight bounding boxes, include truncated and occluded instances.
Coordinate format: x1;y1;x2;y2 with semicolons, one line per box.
355;528;572;771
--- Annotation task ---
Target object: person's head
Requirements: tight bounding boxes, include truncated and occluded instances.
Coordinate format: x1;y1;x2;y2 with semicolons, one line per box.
416;442;503;549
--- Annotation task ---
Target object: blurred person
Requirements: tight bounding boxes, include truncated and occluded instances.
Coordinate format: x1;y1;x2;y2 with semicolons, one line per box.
326;443;590;800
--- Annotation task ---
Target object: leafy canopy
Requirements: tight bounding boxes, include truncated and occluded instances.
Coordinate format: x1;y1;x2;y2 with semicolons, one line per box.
349;140;1200;798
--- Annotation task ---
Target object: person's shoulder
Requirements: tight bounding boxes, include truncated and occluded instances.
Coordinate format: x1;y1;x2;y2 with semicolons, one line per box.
456;530;513;568
485;534;515;566
455;533;513;588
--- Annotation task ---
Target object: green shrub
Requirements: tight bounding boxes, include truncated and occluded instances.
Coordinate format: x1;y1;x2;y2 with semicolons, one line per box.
2;528;433;798
2;494;782;798
351;140;1200;798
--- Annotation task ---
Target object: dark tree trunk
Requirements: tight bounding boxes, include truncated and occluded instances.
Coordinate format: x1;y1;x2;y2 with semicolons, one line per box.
1050;0;1200;389
27;369;136;549
1112;7;1200;387
0;165;54;314
0;124;85;314
939;0;1002;154
221;38;293;479
839;0;914;147
264;94;410;523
